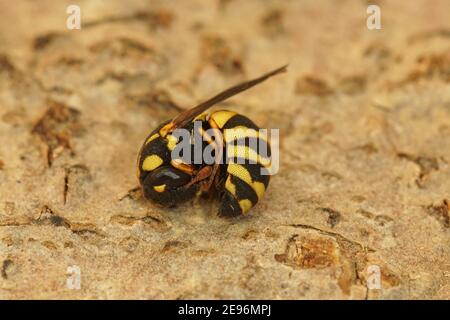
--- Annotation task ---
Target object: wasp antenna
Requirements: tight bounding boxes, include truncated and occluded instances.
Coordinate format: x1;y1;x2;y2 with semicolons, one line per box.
171;65;288;128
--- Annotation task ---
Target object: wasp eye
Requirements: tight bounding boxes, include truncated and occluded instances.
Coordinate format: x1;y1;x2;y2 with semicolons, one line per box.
142;166;197;207
146;166;191;189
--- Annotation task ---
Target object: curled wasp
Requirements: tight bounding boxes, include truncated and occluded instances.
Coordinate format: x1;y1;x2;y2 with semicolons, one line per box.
137;65;287;217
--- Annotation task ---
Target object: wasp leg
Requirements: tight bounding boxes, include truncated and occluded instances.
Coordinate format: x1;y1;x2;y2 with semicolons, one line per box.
200;124;224;195
170;159;195;175
186;165;213;188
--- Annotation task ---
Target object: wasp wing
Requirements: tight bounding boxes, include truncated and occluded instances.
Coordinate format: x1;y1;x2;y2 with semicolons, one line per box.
171;65;288;129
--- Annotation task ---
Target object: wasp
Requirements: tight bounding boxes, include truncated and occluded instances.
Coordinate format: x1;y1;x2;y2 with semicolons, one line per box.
137;65;287;217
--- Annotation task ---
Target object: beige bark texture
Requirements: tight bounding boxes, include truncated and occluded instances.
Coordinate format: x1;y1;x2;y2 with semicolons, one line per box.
0;0;449;299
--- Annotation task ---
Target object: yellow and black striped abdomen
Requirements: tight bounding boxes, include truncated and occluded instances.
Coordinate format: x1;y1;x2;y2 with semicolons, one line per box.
210;110;271;217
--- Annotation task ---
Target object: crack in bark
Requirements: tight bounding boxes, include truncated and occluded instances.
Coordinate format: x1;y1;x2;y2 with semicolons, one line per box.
83;10;173;30
0;206;103;238
285;223;375;252
1;259;14;279
63;170;69;205
317;207;342;228
397;153;440;187
109;213;168;230
61;164;91;206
